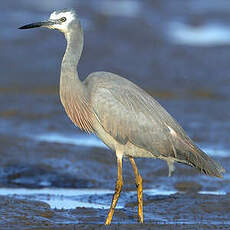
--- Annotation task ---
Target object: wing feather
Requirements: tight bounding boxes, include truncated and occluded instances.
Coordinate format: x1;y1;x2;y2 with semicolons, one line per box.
87;73;224;177
93;85;176;156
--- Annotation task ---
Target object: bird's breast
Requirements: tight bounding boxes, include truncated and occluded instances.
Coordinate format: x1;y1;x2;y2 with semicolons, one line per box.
60;84;94;133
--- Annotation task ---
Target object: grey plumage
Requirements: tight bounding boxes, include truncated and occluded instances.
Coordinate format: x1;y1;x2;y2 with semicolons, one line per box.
19;9;225;224
86;72;224;177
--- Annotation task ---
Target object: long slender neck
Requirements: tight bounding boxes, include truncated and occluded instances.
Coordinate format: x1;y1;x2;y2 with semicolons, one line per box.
59;22;94;133
60;23;83;88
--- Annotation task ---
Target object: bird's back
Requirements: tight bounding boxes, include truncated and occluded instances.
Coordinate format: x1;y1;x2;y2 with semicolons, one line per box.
84;71;224;178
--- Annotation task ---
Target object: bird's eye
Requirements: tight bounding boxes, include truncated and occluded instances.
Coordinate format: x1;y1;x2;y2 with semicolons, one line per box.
60;17;67;22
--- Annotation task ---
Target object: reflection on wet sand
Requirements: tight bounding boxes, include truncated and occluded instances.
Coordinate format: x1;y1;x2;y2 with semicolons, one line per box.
0;187;225;210
36;133;107;149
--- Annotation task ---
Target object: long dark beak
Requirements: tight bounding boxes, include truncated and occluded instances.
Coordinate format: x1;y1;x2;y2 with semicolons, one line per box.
18;20;55;30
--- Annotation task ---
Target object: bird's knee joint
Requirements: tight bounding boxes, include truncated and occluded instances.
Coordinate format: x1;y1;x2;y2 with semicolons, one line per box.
136;175;142;188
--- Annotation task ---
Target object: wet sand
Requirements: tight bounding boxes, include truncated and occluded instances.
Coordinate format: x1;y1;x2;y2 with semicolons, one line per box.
1;193;230;229
1;0;230;229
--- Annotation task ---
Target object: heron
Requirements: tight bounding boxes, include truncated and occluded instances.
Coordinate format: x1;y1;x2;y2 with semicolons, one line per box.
19;9;224;225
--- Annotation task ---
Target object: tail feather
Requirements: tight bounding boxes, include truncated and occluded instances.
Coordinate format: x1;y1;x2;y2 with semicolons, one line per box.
175;146;225;178
170;133;225;178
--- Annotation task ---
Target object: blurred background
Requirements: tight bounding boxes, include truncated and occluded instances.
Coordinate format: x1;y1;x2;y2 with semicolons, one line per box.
0;0;230;227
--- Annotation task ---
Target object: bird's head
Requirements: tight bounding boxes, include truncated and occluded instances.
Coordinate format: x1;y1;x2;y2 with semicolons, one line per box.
19;9;79;34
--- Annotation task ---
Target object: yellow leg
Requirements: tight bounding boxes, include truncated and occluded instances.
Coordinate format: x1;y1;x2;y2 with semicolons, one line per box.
129;157;143;223
105;154;123;225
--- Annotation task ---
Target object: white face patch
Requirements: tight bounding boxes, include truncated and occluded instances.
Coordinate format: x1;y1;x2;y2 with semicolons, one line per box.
50;11;75;21
48;10;76;32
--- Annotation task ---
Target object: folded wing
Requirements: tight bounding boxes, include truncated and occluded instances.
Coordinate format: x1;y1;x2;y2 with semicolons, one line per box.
91;77;224;177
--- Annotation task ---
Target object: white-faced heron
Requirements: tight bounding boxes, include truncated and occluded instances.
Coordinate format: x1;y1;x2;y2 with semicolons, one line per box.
19;9;225;225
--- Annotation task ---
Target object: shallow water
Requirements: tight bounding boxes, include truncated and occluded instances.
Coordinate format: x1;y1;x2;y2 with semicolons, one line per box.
1;0;230;229
0;188;175;209
0;187;225;211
